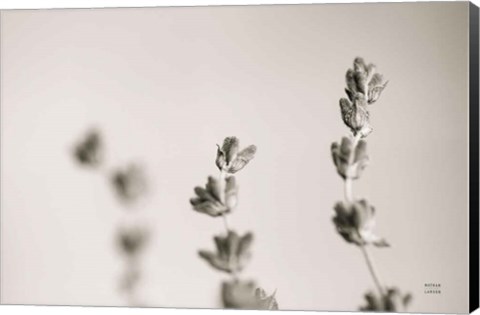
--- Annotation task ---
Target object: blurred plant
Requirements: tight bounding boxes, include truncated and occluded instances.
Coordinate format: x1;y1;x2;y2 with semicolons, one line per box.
360;287;412;312
117;225;149;305
118;225;149;257
190;176;237;217
222;279;278;310
333;200;388;247
111;164;148;205
190;137;278;310
72;128;149;306
198;231;253;274
331;58;412;311
73;129;103;167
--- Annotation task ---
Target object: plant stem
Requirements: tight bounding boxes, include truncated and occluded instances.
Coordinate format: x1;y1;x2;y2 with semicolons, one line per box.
222;214;230;233
218;169;231;234
218;169;226;197
344;133;361;202
124;257;140;306
345;178;353;202
218;169;237;280
360;244;386;297
344;131;386;297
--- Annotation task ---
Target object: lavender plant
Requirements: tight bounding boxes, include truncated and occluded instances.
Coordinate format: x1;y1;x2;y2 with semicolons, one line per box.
190;137;278;310
72;129;149;306
331;58;412;312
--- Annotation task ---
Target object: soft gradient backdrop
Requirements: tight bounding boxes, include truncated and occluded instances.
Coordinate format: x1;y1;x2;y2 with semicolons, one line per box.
0;2;470;313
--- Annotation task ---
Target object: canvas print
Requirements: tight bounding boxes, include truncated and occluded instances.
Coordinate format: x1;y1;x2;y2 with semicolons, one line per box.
0;1;478;314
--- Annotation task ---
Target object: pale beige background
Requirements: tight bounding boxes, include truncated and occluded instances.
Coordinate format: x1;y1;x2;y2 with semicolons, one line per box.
0;2;470;313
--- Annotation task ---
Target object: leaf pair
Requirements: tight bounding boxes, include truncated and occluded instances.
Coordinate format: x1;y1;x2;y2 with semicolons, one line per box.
222;279;278;310
190;176;238;217
360;287;412;312
216;137;257;174
117;226;149;257
333;199;389;247
198;230;253;274
73;129;103;167
111;164;148;204
331;136;369;180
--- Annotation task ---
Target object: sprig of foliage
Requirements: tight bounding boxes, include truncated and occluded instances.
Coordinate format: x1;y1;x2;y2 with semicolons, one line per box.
73;128;149;306
190;137;278;310
331;58;412;312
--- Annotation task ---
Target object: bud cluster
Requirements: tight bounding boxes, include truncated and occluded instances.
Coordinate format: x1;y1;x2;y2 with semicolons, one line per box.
339;57;388;137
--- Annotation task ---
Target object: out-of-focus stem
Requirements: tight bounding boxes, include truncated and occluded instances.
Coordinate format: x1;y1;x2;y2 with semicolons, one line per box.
222;214;230;233
344;131;386;298
344;133;361;203
218;169;231;234
360;243;386;297
124;257;141;306
218;169;226;203
218;169;236;279
344;178;353;203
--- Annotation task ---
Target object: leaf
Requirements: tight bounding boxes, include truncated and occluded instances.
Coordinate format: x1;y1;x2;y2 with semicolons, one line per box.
221;137;240;165
227;145;257;174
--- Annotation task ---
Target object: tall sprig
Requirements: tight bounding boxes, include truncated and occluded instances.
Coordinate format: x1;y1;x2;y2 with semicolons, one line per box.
190;137;278;310
331;58;412;311
72;128;149;306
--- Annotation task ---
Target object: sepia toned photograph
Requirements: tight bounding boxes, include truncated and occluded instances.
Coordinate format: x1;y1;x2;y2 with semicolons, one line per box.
0;1;478;314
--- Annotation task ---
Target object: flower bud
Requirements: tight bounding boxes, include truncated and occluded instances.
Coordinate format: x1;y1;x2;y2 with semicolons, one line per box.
344;57;388;105
339;98;371;136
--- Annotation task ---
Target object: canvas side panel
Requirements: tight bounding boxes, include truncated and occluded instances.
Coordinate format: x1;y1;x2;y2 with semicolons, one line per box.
0;9;3;306
470;1;479;314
